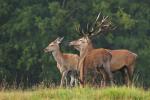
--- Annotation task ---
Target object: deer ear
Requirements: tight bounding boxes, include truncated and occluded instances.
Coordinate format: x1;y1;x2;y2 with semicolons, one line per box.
57;37;64;44
54;37;59;43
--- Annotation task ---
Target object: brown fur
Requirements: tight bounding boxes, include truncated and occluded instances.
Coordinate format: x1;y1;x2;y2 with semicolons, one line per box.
44;37;79;87
106;49;137;85
61;53;79;71
69;37;113;87
82;48;112;86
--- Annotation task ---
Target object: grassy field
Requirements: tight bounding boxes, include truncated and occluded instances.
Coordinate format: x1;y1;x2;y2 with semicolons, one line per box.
0;86;150;100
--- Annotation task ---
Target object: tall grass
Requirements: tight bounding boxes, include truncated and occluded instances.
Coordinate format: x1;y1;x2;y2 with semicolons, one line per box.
0;86;150;100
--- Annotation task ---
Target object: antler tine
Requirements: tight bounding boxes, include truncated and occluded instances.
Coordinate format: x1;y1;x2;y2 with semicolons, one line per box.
86;13;102;36
86;23;88;30
75;23;87;36
97;16;110;29
95;16;107;29
81;29;86;35
103;18;112;28
86;23;90;33
95;12;101;23
89;14;114;37
86;22;95;36
85;22;94;36
75;24;83;36
90;27;94;33
92;12;101;29
87;13;101;36
101;16;108;25
75;25;80;33
90;28;102;37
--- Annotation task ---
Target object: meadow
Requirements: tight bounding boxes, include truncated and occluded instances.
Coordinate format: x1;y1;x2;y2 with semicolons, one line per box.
0;86;150;100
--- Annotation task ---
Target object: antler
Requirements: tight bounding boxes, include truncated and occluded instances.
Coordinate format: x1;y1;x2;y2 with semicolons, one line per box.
87;13;114;37
75;12;115;37
75;24;85;36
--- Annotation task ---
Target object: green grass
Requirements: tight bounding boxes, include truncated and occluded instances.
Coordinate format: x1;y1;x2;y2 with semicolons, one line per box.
0;86;150;100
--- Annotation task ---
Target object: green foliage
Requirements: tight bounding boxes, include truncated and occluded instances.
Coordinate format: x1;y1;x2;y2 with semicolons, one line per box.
116;8;136;30
0;0;150;87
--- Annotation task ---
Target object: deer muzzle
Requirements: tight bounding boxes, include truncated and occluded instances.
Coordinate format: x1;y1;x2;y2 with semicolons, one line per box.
69;41;78;46
44;48;48;53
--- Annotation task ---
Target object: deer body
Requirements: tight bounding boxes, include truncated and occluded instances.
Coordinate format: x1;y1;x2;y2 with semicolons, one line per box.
53;52;79;73
83;49;111;70
70;37;113;87
86;49;137;85
44;37;79;87
108;50;137;71
106;49;137;85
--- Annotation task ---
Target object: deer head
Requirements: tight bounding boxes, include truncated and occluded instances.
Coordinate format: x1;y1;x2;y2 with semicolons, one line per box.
69;13;114;51
44;37;64;53
69;37;91;51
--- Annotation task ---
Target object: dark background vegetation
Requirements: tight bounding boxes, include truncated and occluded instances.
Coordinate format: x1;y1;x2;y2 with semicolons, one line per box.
0;0;150;88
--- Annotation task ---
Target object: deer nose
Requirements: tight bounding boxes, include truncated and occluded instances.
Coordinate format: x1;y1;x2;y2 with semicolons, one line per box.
44;48;48;52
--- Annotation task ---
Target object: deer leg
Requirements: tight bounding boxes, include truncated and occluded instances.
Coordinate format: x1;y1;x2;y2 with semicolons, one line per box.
71;70;79;87
75;78;79;87
121;67;130;86
92;76;96;85
103;62;114;86
70;73;75;87
76;71;79;86
65;70;70;87
127;65;135;86
100;70;107;87
69;70;78;87
60;74;64;87
65;76;68;87
92;70;97;85
75;71;80;87
96;66;106;87
60;71;68;87
79;66;85;87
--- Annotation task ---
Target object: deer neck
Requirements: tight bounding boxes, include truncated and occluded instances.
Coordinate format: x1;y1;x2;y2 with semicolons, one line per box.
80;42;94;58
78;42;94;69
52;48;64;66
78;42;94;83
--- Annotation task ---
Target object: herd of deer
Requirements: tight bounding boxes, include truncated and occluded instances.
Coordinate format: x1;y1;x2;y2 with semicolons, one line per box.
44;13;137;87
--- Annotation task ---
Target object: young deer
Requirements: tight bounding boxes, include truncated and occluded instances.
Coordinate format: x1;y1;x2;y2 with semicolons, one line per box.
44;37;79;87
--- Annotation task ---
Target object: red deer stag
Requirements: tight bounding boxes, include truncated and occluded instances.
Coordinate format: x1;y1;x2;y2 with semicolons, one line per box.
69;13;115;87
70;13;137;86
44;37;79;87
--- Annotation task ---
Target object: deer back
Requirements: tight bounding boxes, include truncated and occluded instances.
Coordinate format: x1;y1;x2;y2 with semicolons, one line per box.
106;49;137;71
62;53;79;70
